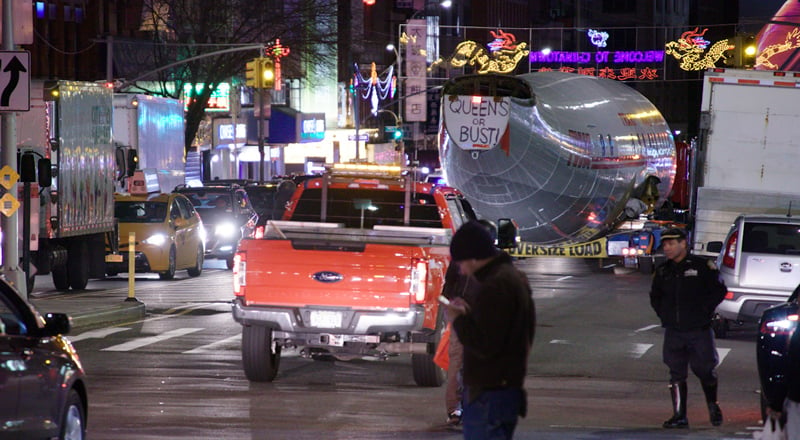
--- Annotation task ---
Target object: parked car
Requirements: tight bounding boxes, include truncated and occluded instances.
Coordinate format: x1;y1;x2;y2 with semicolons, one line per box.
757;283;800;419
711;214;800;338
174;184;258;269
108;192;205;279
0;277;88;439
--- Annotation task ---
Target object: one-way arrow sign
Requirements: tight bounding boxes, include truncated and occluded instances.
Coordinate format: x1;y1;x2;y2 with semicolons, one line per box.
0;51;30;112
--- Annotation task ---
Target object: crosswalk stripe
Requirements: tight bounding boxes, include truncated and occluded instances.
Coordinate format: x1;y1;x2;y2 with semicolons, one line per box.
717;347;731;364
70;327;131;342
101;328;204;352
184;334;241;354
628;343;653;358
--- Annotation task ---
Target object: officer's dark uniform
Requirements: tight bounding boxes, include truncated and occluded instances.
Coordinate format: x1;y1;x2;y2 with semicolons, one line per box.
649;229;727;429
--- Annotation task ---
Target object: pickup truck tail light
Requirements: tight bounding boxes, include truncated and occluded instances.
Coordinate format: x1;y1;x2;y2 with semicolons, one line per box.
409;258;428;304
721;232;737;269
233;253;246;296
254;225;265;239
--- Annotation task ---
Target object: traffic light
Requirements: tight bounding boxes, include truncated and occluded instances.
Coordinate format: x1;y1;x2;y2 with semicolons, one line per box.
260;58;275;89
723;34;758;68
741;34;757;68
392;127;403;141
245;58;262;88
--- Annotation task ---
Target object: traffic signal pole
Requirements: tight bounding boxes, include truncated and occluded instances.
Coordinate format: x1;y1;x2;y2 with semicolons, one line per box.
1;0;25;297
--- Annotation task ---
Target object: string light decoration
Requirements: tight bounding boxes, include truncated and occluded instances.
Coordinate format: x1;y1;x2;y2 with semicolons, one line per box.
756;28;800;69
265;39;290;91
450;30;530;74
664;27;732;71
353;62;396;115
588;29;609;48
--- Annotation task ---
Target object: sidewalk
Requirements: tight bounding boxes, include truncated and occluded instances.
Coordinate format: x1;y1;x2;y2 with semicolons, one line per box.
27;277;146;332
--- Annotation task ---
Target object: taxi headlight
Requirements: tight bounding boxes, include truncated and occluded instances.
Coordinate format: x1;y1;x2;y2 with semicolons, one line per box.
215;222;238;238
142;233;167;246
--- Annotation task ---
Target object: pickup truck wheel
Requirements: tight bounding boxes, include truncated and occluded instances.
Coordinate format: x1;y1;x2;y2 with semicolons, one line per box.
712;314;729;339
412;350;446;387
242;325;281;382
226;256;234;270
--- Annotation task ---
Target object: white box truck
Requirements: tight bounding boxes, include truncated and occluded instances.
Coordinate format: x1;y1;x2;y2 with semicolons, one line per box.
692;68;800;256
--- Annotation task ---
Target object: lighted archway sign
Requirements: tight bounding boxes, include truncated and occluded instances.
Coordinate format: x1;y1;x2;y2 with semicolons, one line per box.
265;39;290;91
449;30;530;74
588;29;609;48
354;62;395;115
664;27;731;71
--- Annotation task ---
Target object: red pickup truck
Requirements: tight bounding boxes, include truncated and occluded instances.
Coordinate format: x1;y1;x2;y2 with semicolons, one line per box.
231;164;480;386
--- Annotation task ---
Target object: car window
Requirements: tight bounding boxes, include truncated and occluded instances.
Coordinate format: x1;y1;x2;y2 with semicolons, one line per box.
170;199;182;220
0;295;27;336
115;201;168;223
743;222;800;255
176;196;196;219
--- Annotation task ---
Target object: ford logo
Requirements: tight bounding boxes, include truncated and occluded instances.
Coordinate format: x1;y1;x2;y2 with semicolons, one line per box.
780;262;793;273
312;271;344;283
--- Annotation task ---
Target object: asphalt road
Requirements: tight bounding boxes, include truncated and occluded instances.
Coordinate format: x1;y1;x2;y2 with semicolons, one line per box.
31;258;766;439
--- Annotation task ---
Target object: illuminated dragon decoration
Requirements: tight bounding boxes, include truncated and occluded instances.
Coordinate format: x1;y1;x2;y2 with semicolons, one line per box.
450;30;530;74
665;27;732;71
756;28;800;70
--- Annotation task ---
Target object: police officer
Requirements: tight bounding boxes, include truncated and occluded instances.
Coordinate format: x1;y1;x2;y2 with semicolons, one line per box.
649;228;727;429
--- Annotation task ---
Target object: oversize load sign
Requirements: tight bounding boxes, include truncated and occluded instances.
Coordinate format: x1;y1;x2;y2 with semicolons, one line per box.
443;95;510;150
509;237;609;259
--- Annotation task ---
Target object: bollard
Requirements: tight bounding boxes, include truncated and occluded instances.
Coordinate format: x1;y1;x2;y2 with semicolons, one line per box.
127;231;136;300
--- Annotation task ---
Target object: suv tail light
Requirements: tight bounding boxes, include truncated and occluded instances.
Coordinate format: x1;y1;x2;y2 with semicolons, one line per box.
722;232;738;268
233;252;246;296
760;314;799;336
409;258;428;304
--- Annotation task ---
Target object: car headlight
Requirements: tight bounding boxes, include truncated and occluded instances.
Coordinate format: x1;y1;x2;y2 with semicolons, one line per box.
215;222;239;238
142;233;167;246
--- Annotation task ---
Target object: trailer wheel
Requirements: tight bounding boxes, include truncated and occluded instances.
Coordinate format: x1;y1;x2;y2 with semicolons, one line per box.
242;325;281;382
187;245;203;277
68;241;90;290
159;247;177;280
52;264;70;290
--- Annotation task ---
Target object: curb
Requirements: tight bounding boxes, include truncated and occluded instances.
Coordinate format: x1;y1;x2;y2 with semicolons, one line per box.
69;300;147;331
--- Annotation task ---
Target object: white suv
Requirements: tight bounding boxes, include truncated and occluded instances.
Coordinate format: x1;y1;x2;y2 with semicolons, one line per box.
711;214;800;338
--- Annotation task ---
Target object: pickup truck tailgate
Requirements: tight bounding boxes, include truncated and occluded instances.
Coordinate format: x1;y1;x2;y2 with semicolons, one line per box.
237;238;436;310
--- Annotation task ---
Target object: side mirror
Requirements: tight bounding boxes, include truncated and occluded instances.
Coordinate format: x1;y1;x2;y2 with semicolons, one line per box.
706;241;723;254
38;158;52;187
496;218;519;249
42;312;72;336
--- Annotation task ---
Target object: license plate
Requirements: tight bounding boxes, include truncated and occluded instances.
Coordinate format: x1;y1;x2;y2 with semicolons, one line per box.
309;310;342;328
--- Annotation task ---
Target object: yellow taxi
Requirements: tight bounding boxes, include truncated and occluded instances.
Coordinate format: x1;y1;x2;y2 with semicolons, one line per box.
108;192;206;279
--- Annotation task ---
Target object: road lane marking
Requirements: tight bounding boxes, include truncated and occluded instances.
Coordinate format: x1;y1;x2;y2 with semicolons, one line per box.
550;339;571;344
634;324;660;333
69;327;131;342
717;347;731;364
628;343;653;358
556;276;573;281
184;334;241;354
101;328;204;352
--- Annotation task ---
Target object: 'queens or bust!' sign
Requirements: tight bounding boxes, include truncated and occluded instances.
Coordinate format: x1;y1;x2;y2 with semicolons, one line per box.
442;95;511;150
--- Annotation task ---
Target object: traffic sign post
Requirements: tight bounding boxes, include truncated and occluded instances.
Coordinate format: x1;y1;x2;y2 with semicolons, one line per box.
0;50;29;112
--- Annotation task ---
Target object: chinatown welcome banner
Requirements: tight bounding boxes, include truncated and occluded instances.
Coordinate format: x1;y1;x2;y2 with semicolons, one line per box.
509;237;608;258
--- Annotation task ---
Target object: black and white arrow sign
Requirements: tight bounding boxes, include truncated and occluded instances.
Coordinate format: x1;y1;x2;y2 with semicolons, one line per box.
0;51;30;112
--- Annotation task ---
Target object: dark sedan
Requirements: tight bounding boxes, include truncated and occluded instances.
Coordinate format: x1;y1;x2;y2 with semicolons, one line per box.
757;283;800;417
0;279;88;439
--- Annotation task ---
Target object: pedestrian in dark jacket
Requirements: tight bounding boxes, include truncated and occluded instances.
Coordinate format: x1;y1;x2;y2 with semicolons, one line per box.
649;228;727;429
443;221;536;439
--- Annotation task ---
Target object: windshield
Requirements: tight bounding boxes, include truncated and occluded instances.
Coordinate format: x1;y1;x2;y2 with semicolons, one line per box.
115;201;168;223
179;190;234;212
291;188;443;229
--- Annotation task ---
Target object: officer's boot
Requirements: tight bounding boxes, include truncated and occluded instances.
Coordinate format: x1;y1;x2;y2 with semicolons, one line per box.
663;381;689;428
702;382;723;426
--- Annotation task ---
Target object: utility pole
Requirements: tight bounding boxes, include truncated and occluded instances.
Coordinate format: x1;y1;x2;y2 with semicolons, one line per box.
1;0;25;296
